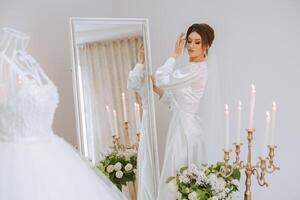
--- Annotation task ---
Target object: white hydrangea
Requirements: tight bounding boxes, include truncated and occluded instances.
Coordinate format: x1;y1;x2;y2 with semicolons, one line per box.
227;191;238;200
106;165;114;173
115;170;124;178
179;174;190;184
188;191;198;200
216;191;226;199
231;179;239;187
124;163;133;171
123;149;137;160
208;174;218;186
113;162;122;171
195;171;208;186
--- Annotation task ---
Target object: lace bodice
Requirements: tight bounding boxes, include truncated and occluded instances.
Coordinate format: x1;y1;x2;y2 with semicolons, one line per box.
0;78;59;142
0;49;59;142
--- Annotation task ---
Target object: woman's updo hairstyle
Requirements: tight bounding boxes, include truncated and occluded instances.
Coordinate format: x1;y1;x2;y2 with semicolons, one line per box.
185;23;215;57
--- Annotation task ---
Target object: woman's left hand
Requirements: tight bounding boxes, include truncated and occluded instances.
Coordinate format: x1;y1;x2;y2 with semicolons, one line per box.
138;43;145;64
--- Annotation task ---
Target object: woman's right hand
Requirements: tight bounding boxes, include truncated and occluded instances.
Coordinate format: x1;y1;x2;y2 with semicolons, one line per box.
150;75;164;98
172;32;186;59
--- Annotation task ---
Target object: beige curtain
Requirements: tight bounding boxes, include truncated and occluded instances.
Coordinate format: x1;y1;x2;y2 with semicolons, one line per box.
78;36;143;162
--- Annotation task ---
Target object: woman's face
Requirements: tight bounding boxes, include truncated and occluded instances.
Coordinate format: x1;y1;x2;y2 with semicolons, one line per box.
186;31;206;59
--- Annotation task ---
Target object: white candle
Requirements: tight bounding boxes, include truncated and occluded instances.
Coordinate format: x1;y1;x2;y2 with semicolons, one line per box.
113;109;119;137
263;111;271;155
237;100;242;144
106;105;114;136
270;102;277;145
134;103;141;133
121;92;128;122
224;104;230;150
249;84;256;128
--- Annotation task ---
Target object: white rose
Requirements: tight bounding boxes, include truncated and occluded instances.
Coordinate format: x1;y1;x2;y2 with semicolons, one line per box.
115;170;124;178
209;196;218;200
188;191;197;200
124;163;133;171
182;169;188;175
217;177;227;188
166;178;177;192
176;191;182;199
106;165;114;173
113;162;122;171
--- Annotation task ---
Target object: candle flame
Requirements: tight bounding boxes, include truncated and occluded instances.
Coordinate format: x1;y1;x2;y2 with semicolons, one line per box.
225;104;229;111
238;100;242;108
251;84;256;92
266;111;270;119
272;101;277;110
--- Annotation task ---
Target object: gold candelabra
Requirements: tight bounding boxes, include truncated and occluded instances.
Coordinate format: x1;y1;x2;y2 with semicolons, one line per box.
221;128;280;200
111;121;140;150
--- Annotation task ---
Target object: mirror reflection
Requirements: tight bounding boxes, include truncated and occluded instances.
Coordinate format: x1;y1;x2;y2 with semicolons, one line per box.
70;18;159;200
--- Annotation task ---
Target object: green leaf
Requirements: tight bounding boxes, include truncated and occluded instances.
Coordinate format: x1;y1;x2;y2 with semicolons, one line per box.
166;176;175;184
179;166;188;174
231;168;241;180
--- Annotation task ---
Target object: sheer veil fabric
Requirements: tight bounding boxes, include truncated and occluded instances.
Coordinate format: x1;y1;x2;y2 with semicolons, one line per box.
155;45;224;199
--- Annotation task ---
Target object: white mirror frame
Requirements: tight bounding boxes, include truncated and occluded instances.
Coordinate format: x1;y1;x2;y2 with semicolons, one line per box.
69;17;160;198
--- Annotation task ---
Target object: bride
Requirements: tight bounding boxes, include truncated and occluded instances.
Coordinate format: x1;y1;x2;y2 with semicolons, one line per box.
152;23;219;200
0;27;126;200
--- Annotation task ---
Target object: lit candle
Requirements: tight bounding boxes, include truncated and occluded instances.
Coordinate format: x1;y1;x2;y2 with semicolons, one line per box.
134;103;141;133
121;92;128;122
106;105;114;136
237;100;242;144
113;109;119;137
249;84;256;128
263;111;271;155
270;102;277;146
224;104;230;150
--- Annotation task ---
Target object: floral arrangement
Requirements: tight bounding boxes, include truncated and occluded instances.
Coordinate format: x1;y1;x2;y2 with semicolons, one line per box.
97;147;137;190
166;162;241;200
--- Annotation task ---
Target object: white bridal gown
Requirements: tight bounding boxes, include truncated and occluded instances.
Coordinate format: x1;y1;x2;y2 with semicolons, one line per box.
156;57;208;200
0;42;127;199
127;63;159;200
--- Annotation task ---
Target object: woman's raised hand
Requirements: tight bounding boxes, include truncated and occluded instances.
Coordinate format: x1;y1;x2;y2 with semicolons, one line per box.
138;42;145;64
150;75;164;98
172;32;186;59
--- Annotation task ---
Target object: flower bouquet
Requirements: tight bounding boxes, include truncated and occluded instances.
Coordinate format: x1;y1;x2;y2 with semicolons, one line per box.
97;147;137;191
166;162;241;200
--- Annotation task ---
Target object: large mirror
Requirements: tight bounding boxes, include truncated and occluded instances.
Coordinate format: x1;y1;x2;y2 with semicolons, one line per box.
70;18;159;200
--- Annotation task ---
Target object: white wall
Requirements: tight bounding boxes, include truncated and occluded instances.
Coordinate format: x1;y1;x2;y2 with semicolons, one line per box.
1;0;299;199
